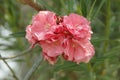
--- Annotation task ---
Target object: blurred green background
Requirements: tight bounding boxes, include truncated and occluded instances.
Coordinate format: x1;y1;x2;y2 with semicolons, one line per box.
0;0;120;80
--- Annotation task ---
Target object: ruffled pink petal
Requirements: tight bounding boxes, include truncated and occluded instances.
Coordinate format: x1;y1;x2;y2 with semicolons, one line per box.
43;52;57;65
32;11;56;25
39;36;64;64
73;39;95;63
63;13;92;40
62;39;74;61
25;25;37;47
40;41;63;57
26;11;57;45
63;14;90;26
63;38;94;64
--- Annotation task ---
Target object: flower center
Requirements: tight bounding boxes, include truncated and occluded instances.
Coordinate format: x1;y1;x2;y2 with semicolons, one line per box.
56;16;63;25
45;24;51;29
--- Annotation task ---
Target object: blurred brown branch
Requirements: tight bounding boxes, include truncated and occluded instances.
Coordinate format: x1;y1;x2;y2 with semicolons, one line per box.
23;0;41;11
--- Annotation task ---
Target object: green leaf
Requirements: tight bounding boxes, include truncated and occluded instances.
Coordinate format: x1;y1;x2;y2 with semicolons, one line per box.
12;59;25;62
80;0;87;17
10;31;26;37
37;0;57;12
54;61;88;72
67;0;74;13
87;0;96;20
60;0;67;11
91;45;120;63
92;0;106;19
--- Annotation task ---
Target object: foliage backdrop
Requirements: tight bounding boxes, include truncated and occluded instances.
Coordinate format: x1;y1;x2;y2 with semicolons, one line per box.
0;0;120;80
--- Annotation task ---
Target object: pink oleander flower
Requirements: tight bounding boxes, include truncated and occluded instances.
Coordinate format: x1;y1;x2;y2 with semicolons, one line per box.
63;14;92;40
26;11;57;45
26;11;64;64
25;11;95;64
62;14;94;64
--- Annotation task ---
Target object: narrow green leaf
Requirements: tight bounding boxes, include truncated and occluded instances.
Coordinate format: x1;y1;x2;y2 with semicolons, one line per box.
87;0;96;20
91;45;120;63
67;0;74;13
80;0;87;17
54;61;76;71
54;61;88;72
10;31;26;37
93;0;106;19
60;0;67;12
12;59;25;62
37;0;57;12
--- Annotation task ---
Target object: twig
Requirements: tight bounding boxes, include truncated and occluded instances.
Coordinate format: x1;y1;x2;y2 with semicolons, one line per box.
23;0;41;11
0;54;19;80
0;47;32;60
23;55;43;80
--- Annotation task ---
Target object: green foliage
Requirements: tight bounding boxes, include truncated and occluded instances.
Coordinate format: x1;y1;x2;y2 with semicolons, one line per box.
10;31;26;37
0;0;120;80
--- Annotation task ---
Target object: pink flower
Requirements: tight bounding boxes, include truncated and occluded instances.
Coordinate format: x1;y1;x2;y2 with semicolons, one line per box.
26;11;57;46
25;11;95;64
63;38;94;64
62;13;94;64
63;14;92;40
26;11;64;64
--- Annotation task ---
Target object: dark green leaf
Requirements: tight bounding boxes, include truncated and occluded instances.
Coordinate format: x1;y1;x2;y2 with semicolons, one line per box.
67;0;74;13
54;61;88;72
10;31;26;37
80;0;87;17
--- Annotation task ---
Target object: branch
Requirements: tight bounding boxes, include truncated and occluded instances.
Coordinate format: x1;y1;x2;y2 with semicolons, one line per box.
23;0;41;11
23;55;43;80
0;47;32;60
0;54;19;80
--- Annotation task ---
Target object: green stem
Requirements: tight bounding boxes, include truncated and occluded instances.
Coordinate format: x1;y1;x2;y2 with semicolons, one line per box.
0;54;19;80
102;0;111;75
23;55;43;80
88;63;96;80
0;47;32;60
103;0;111;55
